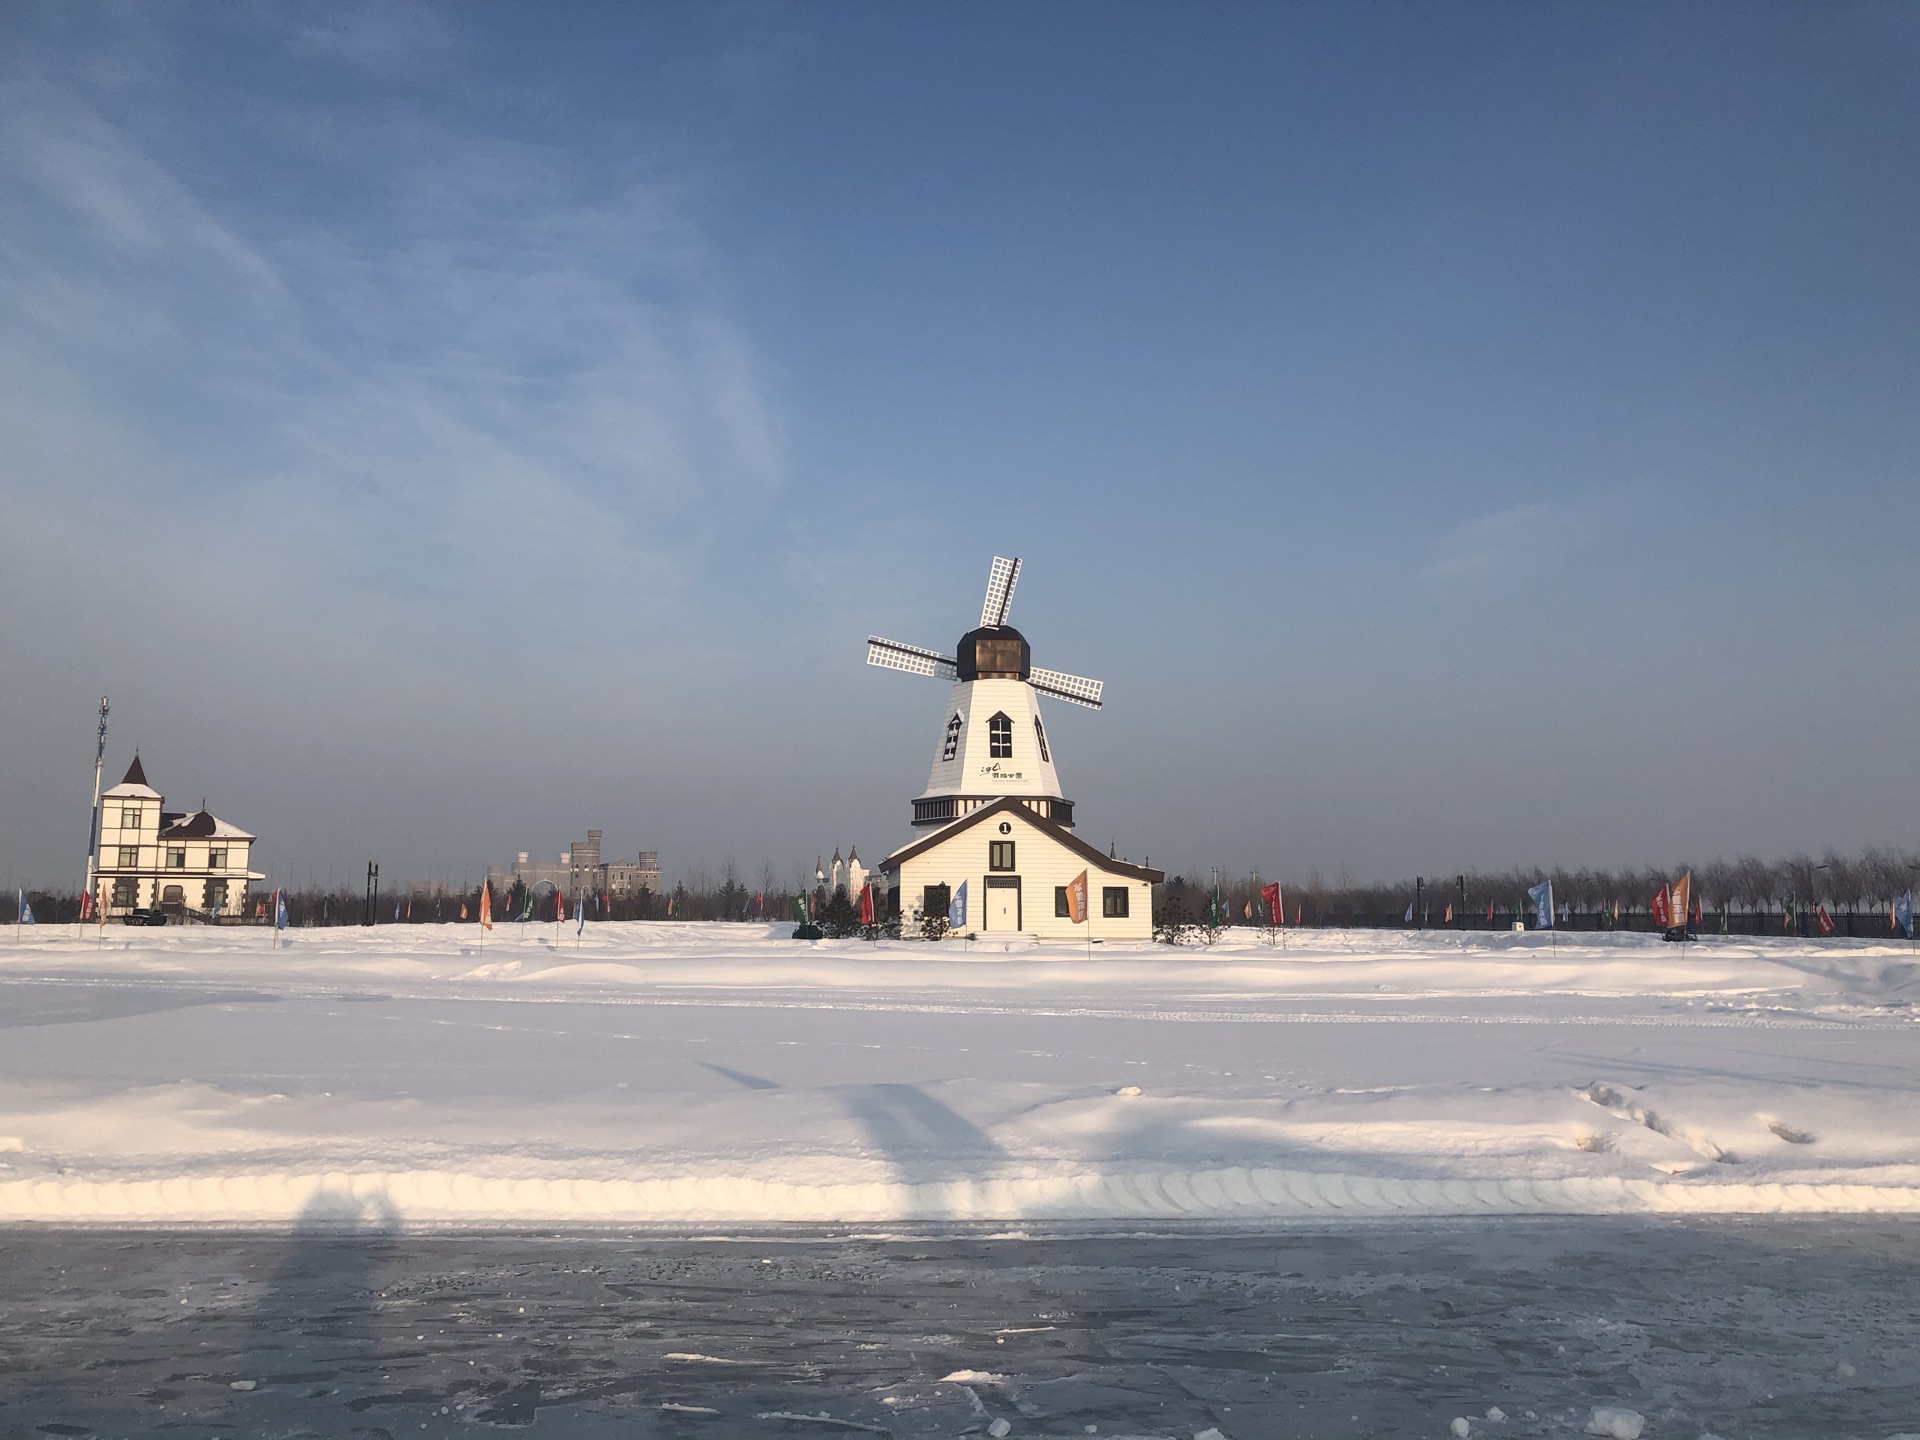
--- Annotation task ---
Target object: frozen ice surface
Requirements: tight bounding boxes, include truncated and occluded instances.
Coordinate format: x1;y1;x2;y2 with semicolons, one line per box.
1;923;1917;1224
0;1222;1915;1437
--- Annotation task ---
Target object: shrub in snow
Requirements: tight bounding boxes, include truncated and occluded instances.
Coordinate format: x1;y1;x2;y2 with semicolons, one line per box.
1585;1407;1644;1439
1452;1419;1472;1438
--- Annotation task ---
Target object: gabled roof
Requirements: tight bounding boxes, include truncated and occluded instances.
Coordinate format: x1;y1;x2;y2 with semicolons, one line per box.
157;808;256;841
880;796;1163;883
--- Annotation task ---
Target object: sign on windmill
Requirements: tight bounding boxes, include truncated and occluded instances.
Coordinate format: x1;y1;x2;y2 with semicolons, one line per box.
867;556;1104;832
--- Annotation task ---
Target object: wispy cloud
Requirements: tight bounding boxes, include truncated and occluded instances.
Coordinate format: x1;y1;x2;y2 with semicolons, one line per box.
1416;494;1635;592
0;16;780;654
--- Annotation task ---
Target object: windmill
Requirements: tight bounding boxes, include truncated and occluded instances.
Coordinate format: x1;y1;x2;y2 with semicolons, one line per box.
867;556;1104;831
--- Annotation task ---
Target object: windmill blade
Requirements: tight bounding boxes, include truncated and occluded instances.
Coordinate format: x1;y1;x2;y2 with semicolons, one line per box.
979;555;1021;629
867;636;958;680
1029;666;1104;709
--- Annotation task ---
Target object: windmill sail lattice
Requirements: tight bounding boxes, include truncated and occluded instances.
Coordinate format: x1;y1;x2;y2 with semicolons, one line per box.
1029;667;1103;708
980;556;1021;628
865;637;959;680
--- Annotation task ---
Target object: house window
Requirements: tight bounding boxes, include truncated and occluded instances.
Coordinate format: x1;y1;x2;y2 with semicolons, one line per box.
111;878;137;907
203;879;228;913
120;807;142;830
1034;717;1049;762
209;848;227;870
117;846;138;867
161;884;185;908
989;841;1015;871
1055;886;1071;917
167;847;186;869
1102;886;1130;918
988;712;1013;758
941;713;963;762
922;884;950;920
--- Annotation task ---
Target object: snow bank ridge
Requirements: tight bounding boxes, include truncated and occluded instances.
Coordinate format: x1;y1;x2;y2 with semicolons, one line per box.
5;1165;1919;1226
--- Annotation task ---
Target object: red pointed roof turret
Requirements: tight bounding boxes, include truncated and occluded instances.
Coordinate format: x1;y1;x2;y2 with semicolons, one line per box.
122;754;148;787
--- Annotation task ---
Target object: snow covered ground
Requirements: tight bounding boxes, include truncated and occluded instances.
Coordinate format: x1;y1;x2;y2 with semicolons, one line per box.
0;923;1916;1226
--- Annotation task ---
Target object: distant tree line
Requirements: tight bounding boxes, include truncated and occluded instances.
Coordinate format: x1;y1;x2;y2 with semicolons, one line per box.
1158;844;1920;936
15;845;1915;935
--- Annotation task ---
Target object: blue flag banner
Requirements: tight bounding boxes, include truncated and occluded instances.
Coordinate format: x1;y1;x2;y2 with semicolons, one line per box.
575;897;586;935
1897;891;1914;941
17;891;33;925
949;880;968;930
1404;902;1414;924
1528;880;1553;930
274;889;288;930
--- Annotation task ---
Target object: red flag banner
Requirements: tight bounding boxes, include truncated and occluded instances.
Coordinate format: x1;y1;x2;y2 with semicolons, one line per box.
1816;902;1835;937
1067;871;1088;924
1650;884;1671;929
479;883;493;932
859;884;875;926
1259;882;1281;926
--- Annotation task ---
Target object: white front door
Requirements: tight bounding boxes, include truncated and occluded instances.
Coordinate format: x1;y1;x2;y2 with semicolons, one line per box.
985;879;1020;931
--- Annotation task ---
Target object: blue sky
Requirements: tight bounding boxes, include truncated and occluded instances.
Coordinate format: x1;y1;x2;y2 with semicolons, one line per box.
2;2;1916;892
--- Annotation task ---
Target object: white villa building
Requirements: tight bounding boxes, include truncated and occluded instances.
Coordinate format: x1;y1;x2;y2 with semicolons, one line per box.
94;756;263;920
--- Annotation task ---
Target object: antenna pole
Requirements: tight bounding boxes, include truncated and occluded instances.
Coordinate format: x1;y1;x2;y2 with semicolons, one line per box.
81;697;108;930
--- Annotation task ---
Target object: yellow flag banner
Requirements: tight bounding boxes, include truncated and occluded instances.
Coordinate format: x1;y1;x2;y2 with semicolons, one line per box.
1670;872;1691;928
479;882;494;932
1067;870;1088;924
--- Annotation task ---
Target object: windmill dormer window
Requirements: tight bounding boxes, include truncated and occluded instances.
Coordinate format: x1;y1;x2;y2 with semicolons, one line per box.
988;713;1013;759
941;713;963;762
1033;717;1049;762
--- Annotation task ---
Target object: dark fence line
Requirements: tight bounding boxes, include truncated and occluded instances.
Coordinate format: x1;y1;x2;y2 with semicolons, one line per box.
1207;908;1909;938
9;886;792;928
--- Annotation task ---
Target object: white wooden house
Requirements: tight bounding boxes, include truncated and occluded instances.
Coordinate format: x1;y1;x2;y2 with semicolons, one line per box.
884;796;1158;940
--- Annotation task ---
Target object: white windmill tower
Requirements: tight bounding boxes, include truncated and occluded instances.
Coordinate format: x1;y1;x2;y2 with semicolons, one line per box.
867;556;1104;833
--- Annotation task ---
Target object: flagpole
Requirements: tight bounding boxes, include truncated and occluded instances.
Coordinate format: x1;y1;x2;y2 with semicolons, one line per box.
80;697;108;936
